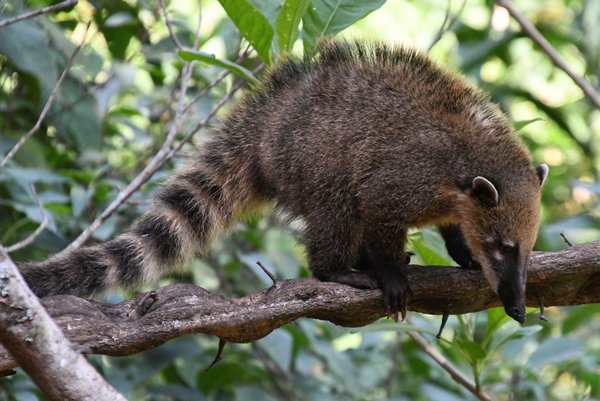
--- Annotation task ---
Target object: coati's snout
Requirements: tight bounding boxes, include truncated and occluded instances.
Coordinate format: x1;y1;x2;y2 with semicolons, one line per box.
496;262;527;323
487;255;527;324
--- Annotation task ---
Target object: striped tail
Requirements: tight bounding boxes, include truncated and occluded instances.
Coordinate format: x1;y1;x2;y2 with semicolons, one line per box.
21;136;267;298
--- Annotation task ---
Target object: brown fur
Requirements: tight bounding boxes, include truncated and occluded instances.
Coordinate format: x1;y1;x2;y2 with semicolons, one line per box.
20;41;546;319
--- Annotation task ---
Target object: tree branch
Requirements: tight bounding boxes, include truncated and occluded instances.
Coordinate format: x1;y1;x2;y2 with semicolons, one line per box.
497;0;600;110
1;241;598;374
159;0;183;49
428;0;466;51
0;249;126;400
0;0;77;29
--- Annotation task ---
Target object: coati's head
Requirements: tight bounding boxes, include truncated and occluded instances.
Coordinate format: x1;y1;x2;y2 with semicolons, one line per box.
458;164;549;323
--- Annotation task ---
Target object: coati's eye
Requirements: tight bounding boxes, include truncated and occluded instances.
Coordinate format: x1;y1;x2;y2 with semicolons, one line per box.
500;241;518;256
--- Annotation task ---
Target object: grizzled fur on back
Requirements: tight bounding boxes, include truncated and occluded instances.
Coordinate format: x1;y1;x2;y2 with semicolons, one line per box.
21;40;543;317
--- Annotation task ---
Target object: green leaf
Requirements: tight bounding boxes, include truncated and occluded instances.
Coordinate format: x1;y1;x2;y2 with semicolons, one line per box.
70;185;93;218
562;304;600;335
488;323;542;354
93;1;141;60
217;0;274;63
48;79;102;151
178;50;258;83
513;118;543;131
248;0;283;27
0;167;68;186
197;362;252;394
455;339;487;363
483;307;511;348
410;229;453;266
302;0;386;52
258;330;293;372
276;0;311;52
104;12;137;28
526;338;585;369
0;21;58;102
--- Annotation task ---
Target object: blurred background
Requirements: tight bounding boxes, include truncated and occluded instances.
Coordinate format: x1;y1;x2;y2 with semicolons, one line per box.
0;0;599;400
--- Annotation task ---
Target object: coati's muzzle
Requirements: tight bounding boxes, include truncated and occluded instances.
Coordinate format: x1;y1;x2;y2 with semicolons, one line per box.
494;260;527;324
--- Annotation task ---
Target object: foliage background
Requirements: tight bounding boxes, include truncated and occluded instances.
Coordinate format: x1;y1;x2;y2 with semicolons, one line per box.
1;0;599;400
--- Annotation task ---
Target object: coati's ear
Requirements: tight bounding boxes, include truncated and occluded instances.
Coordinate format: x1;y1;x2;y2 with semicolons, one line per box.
536;164;549;187
470;176;499;206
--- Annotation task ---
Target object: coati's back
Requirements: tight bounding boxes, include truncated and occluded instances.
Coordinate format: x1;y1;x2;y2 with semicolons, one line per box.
246;41;535;220
21;41;546;323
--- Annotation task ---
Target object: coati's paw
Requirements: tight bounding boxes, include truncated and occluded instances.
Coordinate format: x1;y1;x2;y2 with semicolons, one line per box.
318;271;379;290
378;269;411;320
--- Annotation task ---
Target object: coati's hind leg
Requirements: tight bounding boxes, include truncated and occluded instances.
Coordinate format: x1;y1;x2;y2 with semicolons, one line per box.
305;212;377;290
439;224;481;270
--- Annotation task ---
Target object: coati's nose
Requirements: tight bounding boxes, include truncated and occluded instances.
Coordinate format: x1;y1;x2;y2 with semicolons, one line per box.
505;306;526;324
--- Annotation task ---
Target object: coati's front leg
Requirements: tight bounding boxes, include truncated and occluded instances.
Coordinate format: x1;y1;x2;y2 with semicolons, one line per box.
361;224;411;315
305;211;410;315
439;224;481;270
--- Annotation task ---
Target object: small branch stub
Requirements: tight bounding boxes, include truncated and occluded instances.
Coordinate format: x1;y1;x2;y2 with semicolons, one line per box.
257;261;278;286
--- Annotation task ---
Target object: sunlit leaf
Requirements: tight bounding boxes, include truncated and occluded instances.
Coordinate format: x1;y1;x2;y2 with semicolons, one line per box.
178;50;258;82
276;0;311;52
217;0;274;63
513;118;543;131
302;0;386;52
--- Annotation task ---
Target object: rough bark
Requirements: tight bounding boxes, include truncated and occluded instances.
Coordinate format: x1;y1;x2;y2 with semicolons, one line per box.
0;249;127;401
1;241;598;374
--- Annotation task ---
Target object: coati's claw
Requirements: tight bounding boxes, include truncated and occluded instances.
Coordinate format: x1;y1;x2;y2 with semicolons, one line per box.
379;269;411;319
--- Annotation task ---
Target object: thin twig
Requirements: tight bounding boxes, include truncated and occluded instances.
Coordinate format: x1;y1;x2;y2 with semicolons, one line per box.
204;338;227;371
68;74;194;250
537;296;547;321
149;79;246;170
161;79;246;165
560;231;573;247
0;22;90;167
0;0;77;29
251;342;299;401
384;332;403;396
257;261;278;285
67;76;244;251
5;185;49;253
159;0;183;50
497;0;600;110
407;331;493;401
182;69;230;115
66;5;207;250
180;79;244;140
428;0;466;51
194;0;203;49
436;312;450;339
182;40;254;115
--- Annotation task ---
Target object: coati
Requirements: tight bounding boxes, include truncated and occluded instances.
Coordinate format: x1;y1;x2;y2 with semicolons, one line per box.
20;40;548;323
